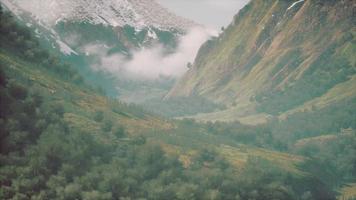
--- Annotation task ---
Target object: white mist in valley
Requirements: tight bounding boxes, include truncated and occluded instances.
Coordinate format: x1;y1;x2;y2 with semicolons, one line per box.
85;27;216;80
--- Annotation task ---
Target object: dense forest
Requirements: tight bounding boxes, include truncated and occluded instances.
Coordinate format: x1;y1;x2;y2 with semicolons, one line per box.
0;3;355;200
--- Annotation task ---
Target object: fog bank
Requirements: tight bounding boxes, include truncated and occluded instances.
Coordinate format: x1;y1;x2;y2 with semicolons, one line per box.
88;27;216;80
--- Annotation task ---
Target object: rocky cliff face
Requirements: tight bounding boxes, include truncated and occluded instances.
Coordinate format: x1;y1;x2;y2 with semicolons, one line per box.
167;0;355;117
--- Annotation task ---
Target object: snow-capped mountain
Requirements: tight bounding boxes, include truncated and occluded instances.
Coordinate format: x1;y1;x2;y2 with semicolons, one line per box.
0;0;201;98
1;0;196;31
1;0;199;56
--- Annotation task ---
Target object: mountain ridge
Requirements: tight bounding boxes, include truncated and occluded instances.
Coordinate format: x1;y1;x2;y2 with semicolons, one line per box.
1;0;197;31
1;0;202;99
1;0;199;57
167;0;356;121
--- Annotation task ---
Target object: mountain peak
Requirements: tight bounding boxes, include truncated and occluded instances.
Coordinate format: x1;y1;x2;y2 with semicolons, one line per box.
1;0;197;31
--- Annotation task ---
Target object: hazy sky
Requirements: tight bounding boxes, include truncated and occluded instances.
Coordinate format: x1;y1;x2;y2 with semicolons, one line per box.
157;0;250;29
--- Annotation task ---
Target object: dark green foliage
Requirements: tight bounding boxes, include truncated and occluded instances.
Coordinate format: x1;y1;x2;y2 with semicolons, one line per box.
294;130;356;188
51;102;65;117
101;120;113;132
113;126;126;138
155;28;178;48
7;81;27;100
54;21;178;55
233;2;252;26
120;25;164;48
205;121;277;149
0;65;6;86
93;110;104;122
0;72;50;154
243;52;262;74
196;148;217;163
272;98;356;143
187;62;193;69
109;99;148;119
56;22;123;49
270;49;303;80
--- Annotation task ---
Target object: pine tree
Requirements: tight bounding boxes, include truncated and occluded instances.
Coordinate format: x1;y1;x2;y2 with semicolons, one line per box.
187;62;193;69
0;4;3;25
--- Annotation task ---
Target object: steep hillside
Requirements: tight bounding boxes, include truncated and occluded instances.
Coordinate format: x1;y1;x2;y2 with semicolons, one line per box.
0;3;172;134
168;0;355;119
0;51;171;134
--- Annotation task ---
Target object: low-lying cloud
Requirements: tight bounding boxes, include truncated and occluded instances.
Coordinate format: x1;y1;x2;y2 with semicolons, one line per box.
87;27;216;80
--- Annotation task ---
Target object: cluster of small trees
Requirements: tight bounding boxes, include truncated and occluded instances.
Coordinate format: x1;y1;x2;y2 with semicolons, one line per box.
293;130;356;188
0;69;44;154
205;121;278;149
192;108;355;192
272;98;356;143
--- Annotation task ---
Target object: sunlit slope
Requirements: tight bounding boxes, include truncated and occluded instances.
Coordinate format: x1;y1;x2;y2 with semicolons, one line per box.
167;0;356;121
178;74;356;124
338;183;356;200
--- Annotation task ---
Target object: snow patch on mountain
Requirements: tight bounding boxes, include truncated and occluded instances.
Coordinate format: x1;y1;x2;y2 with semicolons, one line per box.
56;39;78;55
147;29;158;40
287;0;304;11
1;0;197;31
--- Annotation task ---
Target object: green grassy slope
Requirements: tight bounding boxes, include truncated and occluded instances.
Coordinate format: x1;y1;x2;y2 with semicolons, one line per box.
0;51;172;135
167;0;356;122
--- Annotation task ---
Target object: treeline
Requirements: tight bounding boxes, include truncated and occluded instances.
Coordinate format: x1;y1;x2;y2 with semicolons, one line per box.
272;98;356;143
292;130;356;189
204;120;281;149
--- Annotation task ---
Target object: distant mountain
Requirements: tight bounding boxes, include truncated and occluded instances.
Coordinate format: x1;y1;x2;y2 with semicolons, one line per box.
167;0;356;122
2;0;195;31
1;0;197;55
1;0;199;97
